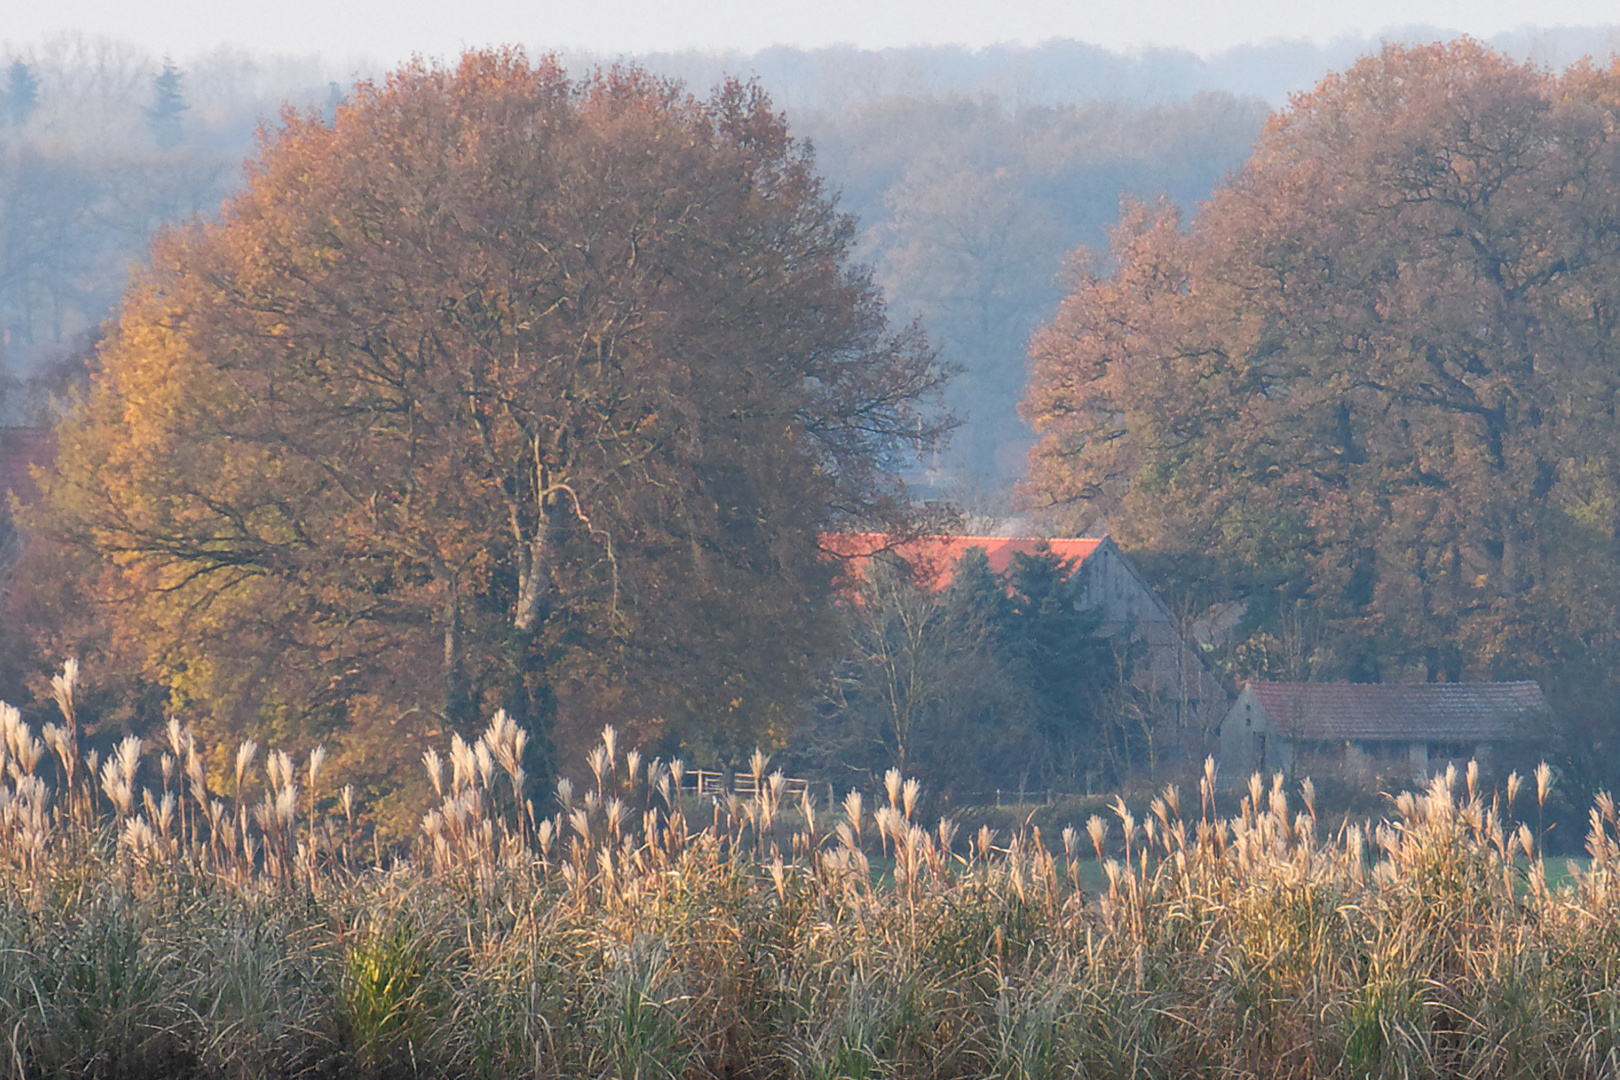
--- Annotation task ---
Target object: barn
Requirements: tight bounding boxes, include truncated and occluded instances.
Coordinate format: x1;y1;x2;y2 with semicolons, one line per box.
1218;680;1548;783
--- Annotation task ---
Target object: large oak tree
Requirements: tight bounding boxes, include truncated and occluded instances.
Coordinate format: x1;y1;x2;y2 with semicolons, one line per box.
38;50;947;789
1025;42;1620;690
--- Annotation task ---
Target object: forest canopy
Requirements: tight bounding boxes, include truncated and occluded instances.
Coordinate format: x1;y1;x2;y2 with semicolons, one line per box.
1024;41;1620;694
34;49;949;797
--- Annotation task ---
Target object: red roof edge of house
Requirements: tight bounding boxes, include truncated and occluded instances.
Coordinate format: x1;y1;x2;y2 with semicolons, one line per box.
822;532;1106;590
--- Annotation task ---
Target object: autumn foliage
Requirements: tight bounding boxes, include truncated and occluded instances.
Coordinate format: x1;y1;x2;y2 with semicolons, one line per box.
1025;42;1620;694
35;50;947;805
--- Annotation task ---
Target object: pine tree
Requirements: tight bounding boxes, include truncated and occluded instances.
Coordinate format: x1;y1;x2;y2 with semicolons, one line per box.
1002;542;1112;781
145;58;186;149
323;81;345;126
940;545;1009;633
4;60;38;131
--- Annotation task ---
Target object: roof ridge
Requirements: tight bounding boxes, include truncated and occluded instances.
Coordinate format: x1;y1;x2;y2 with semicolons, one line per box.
1242;679;1546;742
835;533;1107;542
1247;679;1543;690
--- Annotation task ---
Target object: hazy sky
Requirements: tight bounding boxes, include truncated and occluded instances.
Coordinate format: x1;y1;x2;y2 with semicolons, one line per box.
8;0;1620;64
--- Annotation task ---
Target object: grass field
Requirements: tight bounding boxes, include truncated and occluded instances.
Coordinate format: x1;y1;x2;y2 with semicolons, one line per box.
3;700;1620;1079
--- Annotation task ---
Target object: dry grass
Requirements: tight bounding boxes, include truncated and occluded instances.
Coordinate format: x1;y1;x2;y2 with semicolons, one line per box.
1;665;1618;1078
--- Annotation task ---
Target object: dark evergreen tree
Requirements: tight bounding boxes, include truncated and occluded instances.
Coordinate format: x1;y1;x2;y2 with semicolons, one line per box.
145;58;186;149
1002;541;1113;783
4;60;38;130
805;553;1037;797
940;545;1009;634
324;81;345;126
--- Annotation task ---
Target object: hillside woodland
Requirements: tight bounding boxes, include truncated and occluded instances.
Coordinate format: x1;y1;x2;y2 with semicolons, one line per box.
0;39;340;363
0;37;1276;498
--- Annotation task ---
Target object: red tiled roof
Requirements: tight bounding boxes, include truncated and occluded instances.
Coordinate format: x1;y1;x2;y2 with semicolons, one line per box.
824;533;1104;589
1247;681;1547;742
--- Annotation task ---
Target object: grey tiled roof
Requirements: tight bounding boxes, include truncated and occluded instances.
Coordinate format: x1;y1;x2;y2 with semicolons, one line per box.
1247;681;1547;742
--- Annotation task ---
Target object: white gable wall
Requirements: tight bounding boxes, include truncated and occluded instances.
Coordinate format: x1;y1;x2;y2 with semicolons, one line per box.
1075;540;1232;757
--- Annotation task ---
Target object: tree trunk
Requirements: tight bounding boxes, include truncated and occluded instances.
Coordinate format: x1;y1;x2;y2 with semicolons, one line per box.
513;500;562;633
442;578;474;730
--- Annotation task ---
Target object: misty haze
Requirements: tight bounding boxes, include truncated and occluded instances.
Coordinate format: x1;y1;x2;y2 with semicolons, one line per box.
3;23;1620;1080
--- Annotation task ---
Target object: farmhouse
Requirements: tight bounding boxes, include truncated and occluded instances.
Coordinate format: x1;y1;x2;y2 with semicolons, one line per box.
828;533;1232;746
1218;680;1548;783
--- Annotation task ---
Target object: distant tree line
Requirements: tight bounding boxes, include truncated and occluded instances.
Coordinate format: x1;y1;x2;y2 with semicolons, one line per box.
799;92;1267;498
0;35;1278;498
0;37;340;374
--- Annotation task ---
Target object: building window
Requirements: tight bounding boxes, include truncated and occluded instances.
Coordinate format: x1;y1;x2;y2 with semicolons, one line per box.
1355;741;1406;762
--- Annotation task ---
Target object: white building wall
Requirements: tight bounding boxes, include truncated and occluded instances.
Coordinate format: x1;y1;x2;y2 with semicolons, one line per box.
1076;540;1233;757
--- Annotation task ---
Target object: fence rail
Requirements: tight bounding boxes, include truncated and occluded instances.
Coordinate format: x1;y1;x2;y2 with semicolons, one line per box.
675;774;1091;809
681;769;824;802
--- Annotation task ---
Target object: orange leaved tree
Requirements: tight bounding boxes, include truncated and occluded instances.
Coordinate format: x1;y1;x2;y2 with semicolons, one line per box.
37;50;948;802
1025;41;1620;690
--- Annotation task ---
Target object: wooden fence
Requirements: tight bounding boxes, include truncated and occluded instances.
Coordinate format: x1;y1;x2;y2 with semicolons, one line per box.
677;773;1088;809
681;769;828;803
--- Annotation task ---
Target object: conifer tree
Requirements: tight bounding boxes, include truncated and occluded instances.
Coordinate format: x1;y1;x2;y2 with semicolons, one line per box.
1001;542;1113;781
145;57;186;149
4;60;38;131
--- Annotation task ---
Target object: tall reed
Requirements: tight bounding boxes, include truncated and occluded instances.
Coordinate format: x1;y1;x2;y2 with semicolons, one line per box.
1;667;1617;1078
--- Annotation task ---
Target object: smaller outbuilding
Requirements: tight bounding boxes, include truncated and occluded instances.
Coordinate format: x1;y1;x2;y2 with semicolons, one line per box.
1218;680;1548;784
